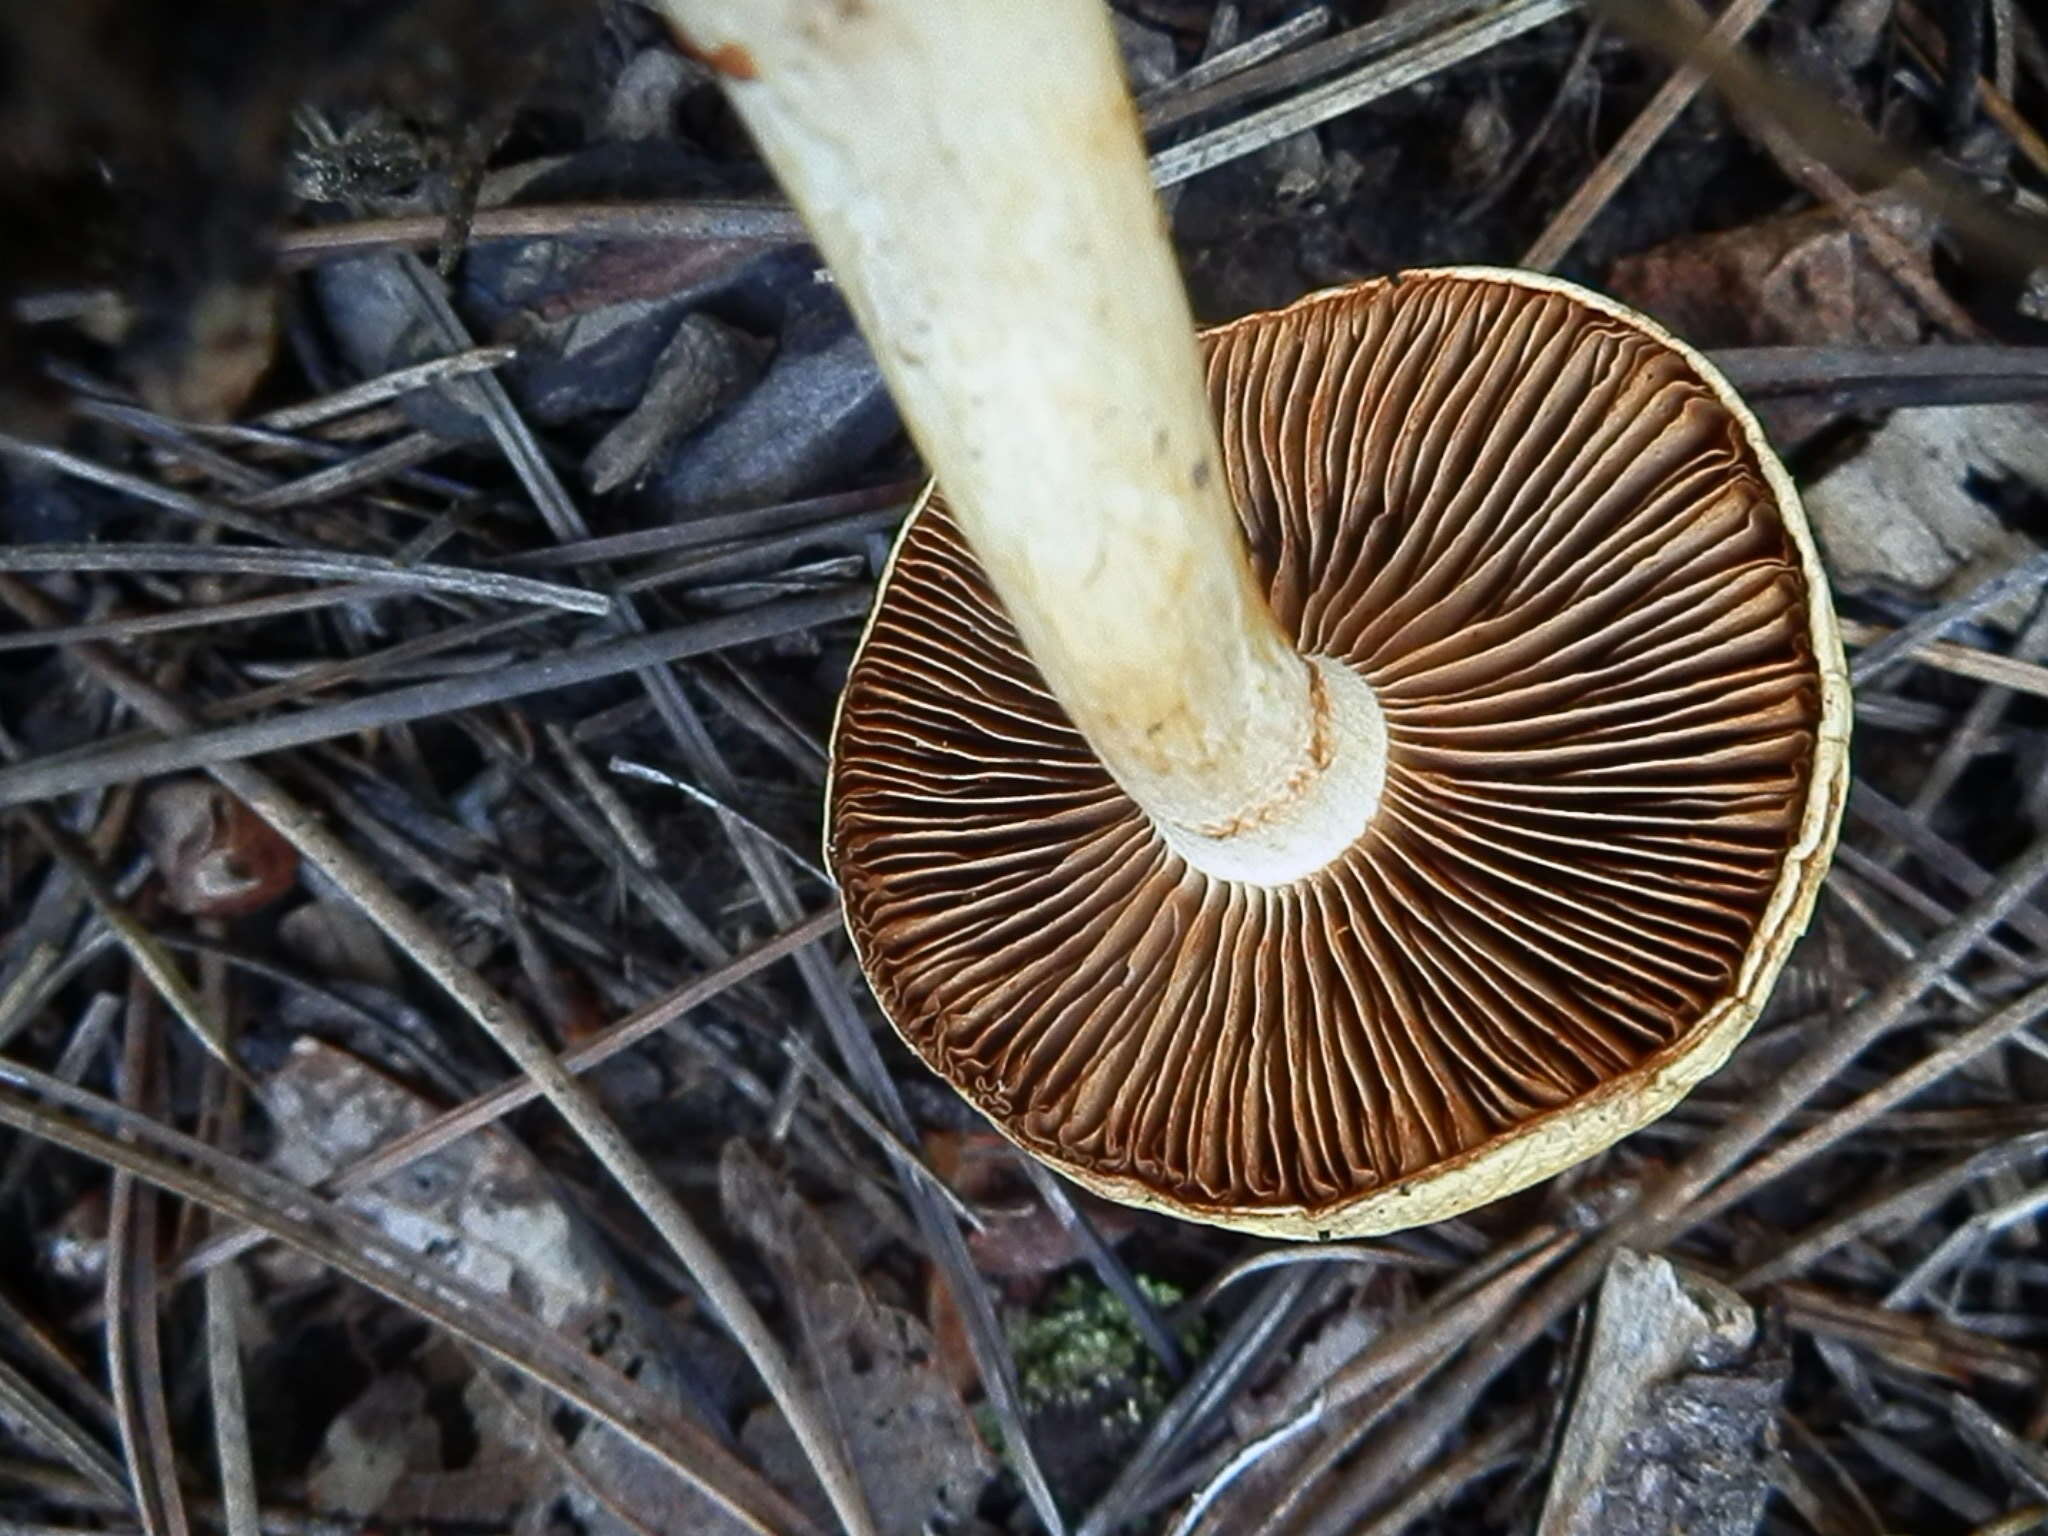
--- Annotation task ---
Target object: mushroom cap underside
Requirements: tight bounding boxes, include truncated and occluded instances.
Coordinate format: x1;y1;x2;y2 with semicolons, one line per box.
827;267;1850;1238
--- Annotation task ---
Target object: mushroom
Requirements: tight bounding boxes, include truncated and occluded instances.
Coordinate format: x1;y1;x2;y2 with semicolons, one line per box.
664;0;1849;1235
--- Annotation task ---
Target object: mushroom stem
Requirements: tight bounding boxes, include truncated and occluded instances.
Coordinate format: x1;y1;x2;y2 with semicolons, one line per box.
659;0;1384;883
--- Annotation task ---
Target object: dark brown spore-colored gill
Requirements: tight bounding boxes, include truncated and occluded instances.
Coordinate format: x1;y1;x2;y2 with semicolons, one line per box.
829;272;1820;1218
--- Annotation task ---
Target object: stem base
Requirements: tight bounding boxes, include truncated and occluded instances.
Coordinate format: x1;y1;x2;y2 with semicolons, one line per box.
1155;655;1386;886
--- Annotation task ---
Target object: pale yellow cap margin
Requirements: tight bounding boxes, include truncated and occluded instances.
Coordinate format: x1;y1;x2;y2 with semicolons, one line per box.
825;266;1853;1241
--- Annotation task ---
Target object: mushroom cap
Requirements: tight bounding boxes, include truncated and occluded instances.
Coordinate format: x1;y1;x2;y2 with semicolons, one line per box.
827;268;1849;1238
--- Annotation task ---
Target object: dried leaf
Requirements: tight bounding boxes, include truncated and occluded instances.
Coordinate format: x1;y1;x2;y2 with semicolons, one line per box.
722;1140;994;1532
262;1040;758;1535
1539;1250;1783;1536
278;896;402;991
1608;192;1941;444
1608;193;1936;353
262;1039;610;1324
586;315;765;495
929;1129;1138;1281
1802;405;2048;615
307;1373;438;1519
140;779;298;917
